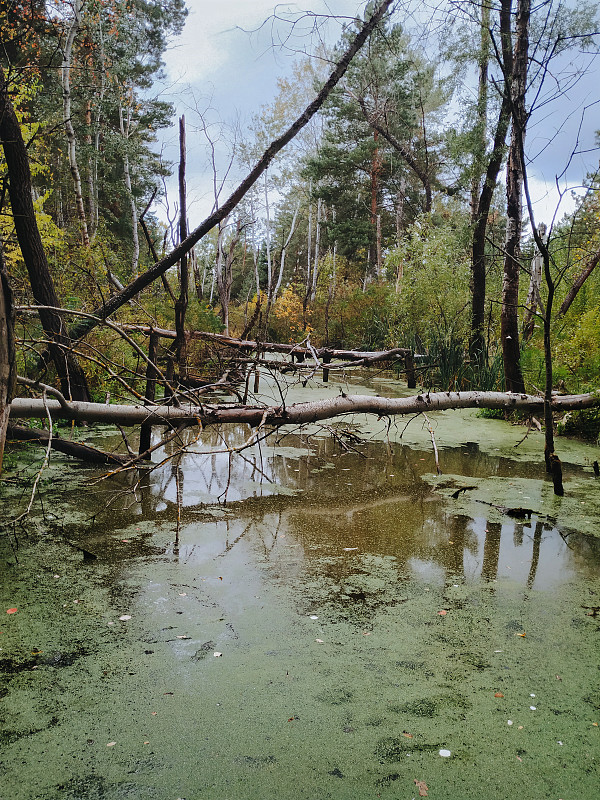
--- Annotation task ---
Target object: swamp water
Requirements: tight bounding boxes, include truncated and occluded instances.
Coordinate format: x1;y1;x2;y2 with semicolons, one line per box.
1;372;599;800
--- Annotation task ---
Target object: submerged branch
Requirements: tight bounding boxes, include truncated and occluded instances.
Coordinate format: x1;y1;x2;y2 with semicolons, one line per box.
6;423;130;465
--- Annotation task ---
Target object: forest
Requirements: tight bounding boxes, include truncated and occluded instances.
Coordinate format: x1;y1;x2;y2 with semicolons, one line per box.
2;4;600;799
1;0;600;489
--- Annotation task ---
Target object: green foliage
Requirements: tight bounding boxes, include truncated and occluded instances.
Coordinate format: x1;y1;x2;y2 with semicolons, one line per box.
185;299;224;334
422;333;469;391
3;0;600;426
476;408;506;420
557;407;600;442
555;307;600;386
384;209;472;348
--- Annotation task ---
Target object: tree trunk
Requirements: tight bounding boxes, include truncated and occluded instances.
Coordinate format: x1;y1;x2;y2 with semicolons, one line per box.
523;223;545;340
61;0;90;246
85;99;97;240
369;130;381;273
139;332;160;457
557;241;600;317
0;237;16;474
0;68;91;402
9;390;600;431
215;219;229;333
174;116;189;372
118;325;411;363
500;0;528;393
469;0;513;362
264;170;273;299
311;197;322;301
357;99;437;213
119;99;140;276
7;424;128;465
273;202;300;303
470;0;492;223
305;182;313;314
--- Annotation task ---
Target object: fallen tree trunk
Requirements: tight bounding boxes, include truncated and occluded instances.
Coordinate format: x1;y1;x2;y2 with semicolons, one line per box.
9;391;600;429
119;324;411;363
6;424;129;464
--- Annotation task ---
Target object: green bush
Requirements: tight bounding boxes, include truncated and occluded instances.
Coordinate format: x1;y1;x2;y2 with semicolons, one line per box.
557;406;600;441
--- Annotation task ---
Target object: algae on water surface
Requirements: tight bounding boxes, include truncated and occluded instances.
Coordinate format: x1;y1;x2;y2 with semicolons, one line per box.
1;372;599;799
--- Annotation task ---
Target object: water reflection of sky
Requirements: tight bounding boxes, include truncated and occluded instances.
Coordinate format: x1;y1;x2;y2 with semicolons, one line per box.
75;369;600;593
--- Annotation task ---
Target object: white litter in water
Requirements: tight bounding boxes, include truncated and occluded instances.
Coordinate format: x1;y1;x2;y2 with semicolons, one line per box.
530;693;536;698
118;615;132;621
213;652;222;657
309;615;319;620
530;706;537;711
439;749;451;757
557;741;563;746
507;720;513;726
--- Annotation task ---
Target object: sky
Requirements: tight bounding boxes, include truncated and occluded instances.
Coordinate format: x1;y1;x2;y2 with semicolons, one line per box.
157;0;361;225
155;0;600;231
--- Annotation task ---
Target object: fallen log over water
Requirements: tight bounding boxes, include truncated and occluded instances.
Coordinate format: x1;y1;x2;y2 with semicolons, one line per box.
9;390;600;429
120;324;412;363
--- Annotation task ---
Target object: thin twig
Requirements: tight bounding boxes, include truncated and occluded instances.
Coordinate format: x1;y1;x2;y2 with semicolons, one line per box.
423;412;442;475
12;391;53;525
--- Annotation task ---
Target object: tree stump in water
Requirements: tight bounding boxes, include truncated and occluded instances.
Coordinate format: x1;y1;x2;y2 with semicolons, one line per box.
549;453;564;496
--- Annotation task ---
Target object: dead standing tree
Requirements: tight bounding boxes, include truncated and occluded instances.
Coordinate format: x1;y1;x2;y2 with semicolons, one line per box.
174;115;189;376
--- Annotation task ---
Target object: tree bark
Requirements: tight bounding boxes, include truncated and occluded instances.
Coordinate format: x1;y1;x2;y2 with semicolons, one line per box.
215;218;242;336
273;202;300;303
138;331;159;457
470;0;513;362
119;97;140;276
174;115;189;370
6;424;128;465
369;130;381;271
117;324;411;363
9;390;600;430
0;237;16;474
0;67;91;402
357;98;438;212
470;0;492;223
311;196;322;300
500;0;528;393
61;0;90;246
523;223;545;339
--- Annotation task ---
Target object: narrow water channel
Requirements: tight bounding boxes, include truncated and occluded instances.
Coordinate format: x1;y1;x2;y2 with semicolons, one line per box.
1;373;599;799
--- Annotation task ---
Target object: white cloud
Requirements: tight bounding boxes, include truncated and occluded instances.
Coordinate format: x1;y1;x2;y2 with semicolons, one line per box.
525;176;585;230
